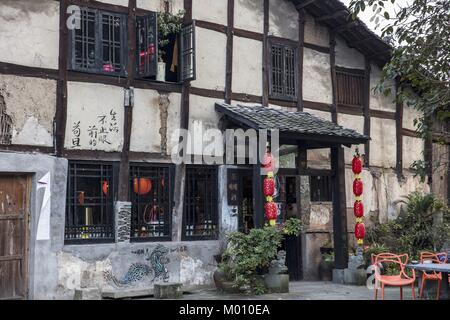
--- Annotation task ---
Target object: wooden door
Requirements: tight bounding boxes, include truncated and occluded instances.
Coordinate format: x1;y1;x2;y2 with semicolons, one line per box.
0;175;30;300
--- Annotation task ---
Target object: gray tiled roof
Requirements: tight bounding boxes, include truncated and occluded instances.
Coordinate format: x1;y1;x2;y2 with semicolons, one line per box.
215;102;369;144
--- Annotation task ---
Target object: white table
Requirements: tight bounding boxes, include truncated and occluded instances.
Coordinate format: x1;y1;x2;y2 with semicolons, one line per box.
407;263;450;300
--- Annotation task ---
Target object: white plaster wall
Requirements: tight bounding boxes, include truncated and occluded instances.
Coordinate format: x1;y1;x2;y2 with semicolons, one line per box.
192;0;228;25
403;105;421;131
338;114;365;164
335;36;365;70
234;0;264;34
65;82;124;152
268;0;298;41
370;63;396;112
192;28;227;91
403;136;424;169
98;0;128;7
232;37;263;96
303;48;332;104
303;108;332;122
0;0;59;69
0;75;56;147
137;0;184;13
187;95;222;156
304;12;330;47
370;118;396;168
130;89;181;154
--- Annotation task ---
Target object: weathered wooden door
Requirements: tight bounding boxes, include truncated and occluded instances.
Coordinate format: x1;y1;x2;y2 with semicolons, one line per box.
0;175;30;300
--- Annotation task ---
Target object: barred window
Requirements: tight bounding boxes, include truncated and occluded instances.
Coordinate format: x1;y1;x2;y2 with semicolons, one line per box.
65;162;116;244
336;67;365;107
310;176;332;202
180;22;196;82
269;41;297;100
129;164;173;242
183;166;218;241
70;8;127;75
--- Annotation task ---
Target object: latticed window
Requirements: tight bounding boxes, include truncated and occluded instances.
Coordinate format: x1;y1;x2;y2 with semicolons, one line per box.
129;164;173;242
183;166;218;241
136;13;158;78
65;162;117;244
269;41;297;100
70;8;127;75
180;22;196;82
310;176;332;202
336;67;365;107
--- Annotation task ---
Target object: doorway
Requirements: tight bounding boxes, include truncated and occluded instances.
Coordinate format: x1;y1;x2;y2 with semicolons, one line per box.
0;174;31;300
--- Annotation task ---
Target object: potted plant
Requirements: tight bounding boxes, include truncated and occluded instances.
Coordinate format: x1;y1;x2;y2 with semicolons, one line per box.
319;251;334;281
157;10;184;81
320;238;334;255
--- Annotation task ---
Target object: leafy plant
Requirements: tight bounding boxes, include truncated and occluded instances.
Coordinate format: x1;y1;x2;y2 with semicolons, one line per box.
157;10;184;60
218;218;302;295
322;252;334;262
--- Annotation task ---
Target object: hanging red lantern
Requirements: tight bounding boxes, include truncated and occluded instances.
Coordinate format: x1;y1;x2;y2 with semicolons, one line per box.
354;200;364;218
133;178;152;195
355;223;366;240
353;179;363;197
264;201;278;220
263;177;275;197
352;155;362;175
102;181;109;196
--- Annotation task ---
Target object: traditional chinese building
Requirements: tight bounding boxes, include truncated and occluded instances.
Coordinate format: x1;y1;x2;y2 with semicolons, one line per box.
0;0;447;299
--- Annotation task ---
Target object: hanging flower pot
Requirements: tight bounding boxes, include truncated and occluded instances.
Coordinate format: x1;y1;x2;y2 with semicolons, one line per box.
354;200;364;218
355;222;366;240
352;156;363;174
263;177;275;197
133;178;152;195
102;181;109;196
353;179;363;197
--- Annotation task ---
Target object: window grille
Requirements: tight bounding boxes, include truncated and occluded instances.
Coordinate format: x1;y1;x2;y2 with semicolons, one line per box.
183;166;218;240
71;8;127;75
269;41;297;100
65;162;116;244
129;164;173;241
310;176;332;202
136;13;158;78
336;67;365;107
180;22;196;82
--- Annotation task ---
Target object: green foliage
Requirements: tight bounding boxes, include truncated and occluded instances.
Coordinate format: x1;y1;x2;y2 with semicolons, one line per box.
365;192;450;261
218;218;302;295
322;252;334;262
157;10;184;59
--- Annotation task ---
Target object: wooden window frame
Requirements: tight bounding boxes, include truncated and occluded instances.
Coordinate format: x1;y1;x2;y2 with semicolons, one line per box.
129;163;174;242
65;161;118;244
335;66;365;109
310;175;332;202
182;165;219;241
69;7;128;76
268;37;298;102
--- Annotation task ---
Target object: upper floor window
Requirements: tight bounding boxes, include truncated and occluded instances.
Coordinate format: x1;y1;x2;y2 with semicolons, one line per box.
70;8;128;76
183;166;218;241
65;161;117;244
269;39;298;101
336;67;365;108
129;164;173;242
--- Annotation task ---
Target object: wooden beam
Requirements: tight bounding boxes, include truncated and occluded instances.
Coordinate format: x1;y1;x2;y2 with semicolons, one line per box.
297;9;306;111
195;20;227;34
316;10;348;22
262;0;269;107
331;146;348;270
0;62;58;80
118;0;137;201
296;0;319;10
225;0;235;104
395;78;404;180
55;0;69;157
334;21;359;33
253;164;264;228
367;49;391;60
330;30;338;124
363;58;371;167
349;37;372;47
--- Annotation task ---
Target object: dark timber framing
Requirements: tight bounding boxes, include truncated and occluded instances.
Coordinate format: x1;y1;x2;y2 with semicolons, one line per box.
297;8;305;111
55;0;69;157
330;30;338;123
262;0;270;107
225;0;235;104
395;78;403;180
363;57;371;167
118;0;137;201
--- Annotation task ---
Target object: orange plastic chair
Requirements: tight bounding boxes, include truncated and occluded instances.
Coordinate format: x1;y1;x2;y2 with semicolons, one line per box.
372;253;416;300
419;252;448;300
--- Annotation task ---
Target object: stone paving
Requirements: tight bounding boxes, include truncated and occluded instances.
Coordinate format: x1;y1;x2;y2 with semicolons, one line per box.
144;281;422;300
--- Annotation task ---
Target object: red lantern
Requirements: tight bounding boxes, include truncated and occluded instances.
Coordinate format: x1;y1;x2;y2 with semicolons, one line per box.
354;201;364;218
264;201;278;220
353;179;363;197
355;223;366;240
262;152;274;171
102;181;109;196
133;178;152;195
352;156;362;174
263;178;275;197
